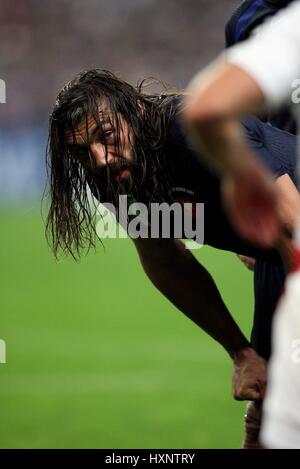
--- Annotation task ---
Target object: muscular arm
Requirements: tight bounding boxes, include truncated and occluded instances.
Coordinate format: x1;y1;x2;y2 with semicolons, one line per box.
135;237;248;357
183;63;266;178
134;236;267;400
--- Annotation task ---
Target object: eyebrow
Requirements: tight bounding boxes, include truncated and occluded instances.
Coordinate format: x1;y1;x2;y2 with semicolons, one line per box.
66;117;113;146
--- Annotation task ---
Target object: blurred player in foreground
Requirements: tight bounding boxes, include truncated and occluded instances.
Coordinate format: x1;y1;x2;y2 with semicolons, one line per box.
184;0;300;449
47;68;297;448
225;0;295;134
225;0;296;276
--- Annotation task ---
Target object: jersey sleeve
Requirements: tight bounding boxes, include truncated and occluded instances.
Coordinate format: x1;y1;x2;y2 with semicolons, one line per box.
225;0;246;47
225;1;300;109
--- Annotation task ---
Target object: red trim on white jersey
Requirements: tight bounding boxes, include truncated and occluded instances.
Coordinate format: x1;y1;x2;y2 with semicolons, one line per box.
291;247;300;273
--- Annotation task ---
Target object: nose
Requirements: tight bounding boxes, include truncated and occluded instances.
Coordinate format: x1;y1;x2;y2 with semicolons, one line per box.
89;142;114;169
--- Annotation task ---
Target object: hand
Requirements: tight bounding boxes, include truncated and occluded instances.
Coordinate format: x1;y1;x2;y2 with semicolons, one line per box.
221;158;280;248
232;347;267;401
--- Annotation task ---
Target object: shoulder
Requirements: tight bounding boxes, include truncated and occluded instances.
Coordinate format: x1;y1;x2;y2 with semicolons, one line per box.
225;0;255;47
225;0;292;47
242;115;296;151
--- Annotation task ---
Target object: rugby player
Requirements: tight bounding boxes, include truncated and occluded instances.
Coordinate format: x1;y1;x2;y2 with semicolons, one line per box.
47;69;297;447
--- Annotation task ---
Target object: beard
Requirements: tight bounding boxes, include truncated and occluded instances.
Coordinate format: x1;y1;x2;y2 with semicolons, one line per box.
86;151;174;209
87;158;143;205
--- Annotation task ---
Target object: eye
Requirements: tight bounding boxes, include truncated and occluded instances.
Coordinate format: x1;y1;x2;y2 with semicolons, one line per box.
98;128;115;143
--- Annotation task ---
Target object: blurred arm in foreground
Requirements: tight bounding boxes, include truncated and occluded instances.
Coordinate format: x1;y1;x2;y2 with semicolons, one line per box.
183;0;300;247
183;62;279;248
183;0;300;448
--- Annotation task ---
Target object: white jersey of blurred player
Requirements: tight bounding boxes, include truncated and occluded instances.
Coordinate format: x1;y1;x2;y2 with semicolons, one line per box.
226;0;300;449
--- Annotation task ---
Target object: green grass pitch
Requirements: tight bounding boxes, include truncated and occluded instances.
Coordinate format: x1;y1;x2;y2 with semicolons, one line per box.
0;209;253;448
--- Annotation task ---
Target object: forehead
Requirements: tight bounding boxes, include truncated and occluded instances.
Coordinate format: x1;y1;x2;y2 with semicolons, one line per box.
64;111;113;144
65;95;114;143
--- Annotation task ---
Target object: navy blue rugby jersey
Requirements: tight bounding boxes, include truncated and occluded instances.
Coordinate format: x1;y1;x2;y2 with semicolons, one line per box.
163;101;297;258
225;0;294;47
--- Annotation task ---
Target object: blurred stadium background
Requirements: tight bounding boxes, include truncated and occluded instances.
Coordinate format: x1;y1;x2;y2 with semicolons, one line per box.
0;0;254;448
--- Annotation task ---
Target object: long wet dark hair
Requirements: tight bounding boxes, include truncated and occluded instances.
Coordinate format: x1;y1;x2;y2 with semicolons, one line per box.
46;69;181;259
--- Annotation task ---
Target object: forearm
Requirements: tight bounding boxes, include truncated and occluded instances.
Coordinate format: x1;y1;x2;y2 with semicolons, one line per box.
184;62;266;175
136;239;250;358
